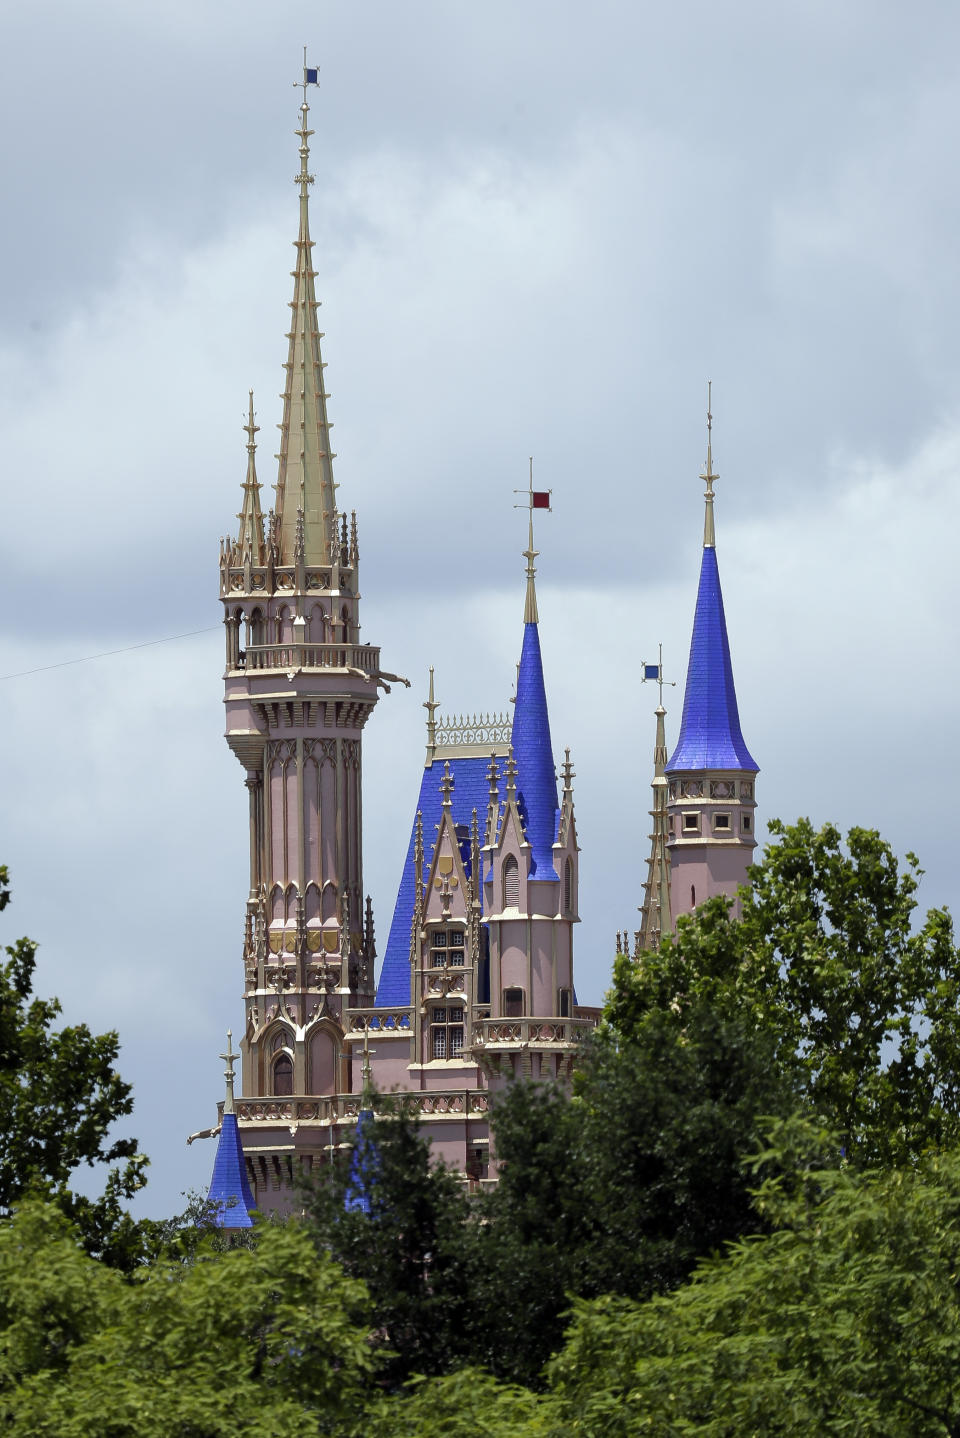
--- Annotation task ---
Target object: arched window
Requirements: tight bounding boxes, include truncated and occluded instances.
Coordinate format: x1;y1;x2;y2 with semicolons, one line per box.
249;607;264;646
272;1031;288;1053
502;856;520;910
273;1054;293;1096
564;857;574;915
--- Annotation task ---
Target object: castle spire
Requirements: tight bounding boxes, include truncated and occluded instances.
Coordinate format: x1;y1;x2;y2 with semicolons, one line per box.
273;59;337;565
702;381;717;550
667;394;757;774
510;474;559;877
237;391;266;562
206;1031;256;1229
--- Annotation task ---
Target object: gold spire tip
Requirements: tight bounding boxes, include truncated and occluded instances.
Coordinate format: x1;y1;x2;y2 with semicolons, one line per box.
700;381;717;549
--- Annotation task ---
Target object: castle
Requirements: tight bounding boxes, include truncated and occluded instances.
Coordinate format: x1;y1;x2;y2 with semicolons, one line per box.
202;79;759;1223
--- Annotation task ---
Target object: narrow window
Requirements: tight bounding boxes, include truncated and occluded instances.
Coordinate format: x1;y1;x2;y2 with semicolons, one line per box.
558;988;571;1017
564;857;573;914
742;814;753;834
503;987;524;1018
273;1054;294;1096
503;856;520;910
690;885;696;909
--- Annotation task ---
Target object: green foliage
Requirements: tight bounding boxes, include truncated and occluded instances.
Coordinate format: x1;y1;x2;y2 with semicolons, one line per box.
368;1369;549;1437
302;1099;490;1386
0;868;147;1267
546;1133;960;1436
0;1200;376;1437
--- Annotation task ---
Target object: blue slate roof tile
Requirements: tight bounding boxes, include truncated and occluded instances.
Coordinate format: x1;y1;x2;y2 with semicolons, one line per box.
666;545;758;774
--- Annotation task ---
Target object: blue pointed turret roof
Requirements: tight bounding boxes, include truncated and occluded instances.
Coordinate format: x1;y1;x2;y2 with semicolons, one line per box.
207;1032;256;1228
511;620;560;876
666;412;757;775
208;1111;256;1228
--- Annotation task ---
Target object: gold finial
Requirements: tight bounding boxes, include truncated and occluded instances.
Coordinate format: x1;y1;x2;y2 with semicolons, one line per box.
424;667;438;755
244;390;259;453
439;761;454;810
514;457;551;625
294;47;318;200
220;1030;238;1115
701;381;718;549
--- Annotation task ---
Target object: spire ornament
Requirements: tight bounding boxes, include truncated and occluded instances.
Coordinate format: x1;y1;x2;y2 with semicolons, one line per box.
220;1030;238;1115
514;457;551;625
701;381;718;549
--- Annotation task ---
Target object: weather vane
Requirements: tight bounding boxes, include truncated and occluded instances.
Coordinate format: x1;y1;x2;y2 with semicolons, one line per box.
294;46;321;108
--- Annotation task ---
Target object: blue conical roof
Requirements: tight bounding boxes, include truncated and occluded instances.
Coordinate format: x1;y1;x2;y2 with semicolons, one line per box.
344;1108;377;1215
666;545;758;774
511;621;560;876
208;1112;256;1229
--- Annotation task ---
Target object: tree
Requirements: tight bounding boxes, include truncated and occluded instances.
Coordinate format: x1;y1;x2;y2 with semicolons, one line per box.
0;867;147;1266
0;1199;378;1437
484;821;960;1328
301;1100;489;1387
545;1123;960;1436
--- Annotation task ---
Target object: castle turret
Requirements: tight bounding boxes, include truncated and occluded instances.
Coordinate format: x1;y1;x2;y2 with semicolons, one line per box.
216;68;389;1216
665;392;758;917
478;488;581;1084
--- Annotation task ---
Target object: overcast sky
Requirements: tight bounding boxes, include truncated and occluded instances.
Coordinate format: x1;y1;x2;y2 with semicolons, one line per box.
3;1;960;1216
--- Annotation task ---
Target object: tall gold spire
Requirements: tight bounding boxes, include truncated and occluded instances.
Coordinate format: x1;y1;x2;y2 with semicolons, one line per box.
236;390;265;562
701;381;717;549
274;60;338;565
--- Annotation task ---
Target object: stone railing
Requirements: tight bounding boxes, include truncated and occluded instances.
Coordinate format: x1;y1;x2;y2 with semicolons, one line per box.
342;1007;413;1035
473;1013;599;1048
237;642;380;677
233;1086;488;1126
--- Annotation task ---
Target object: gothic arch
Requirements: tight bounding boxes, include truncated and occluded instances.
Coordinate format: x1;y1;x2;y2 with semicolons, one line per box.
502;855;520;911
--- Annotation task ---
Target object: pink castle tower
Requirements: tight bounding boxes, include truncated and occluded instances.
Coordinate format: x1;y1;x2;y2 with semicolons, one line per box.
216;74;402;1215
665;392;758;919
474;496;581;1086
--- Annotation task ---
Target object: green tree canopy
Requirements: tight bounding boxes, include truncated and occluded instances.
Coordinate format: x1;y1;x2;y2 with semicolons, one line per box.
0;867;147;1266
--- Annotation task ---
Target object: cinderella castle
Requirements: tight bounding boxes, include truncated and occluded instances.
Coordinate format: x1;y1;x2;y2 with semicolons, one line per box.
200;77;759;1222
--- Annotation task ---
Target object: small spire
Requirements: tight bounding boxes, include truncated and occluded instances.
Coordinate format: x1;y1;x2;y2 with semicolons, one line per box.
439;761;454;811
236;391;266;562
701;381;718;549
504;746;518;798
561;746;575;796
638;645;674;952
220;1030;238;1115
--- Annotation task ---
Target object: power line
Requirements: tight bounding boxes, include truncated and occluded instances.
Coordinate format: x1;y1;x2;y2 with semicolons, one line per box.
0;626;221;681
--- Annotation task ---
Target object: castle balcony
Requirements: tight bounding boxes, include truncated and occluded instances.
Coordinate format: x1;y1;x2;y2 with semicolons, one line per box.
234;641;381;678
472;1013;600;1053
